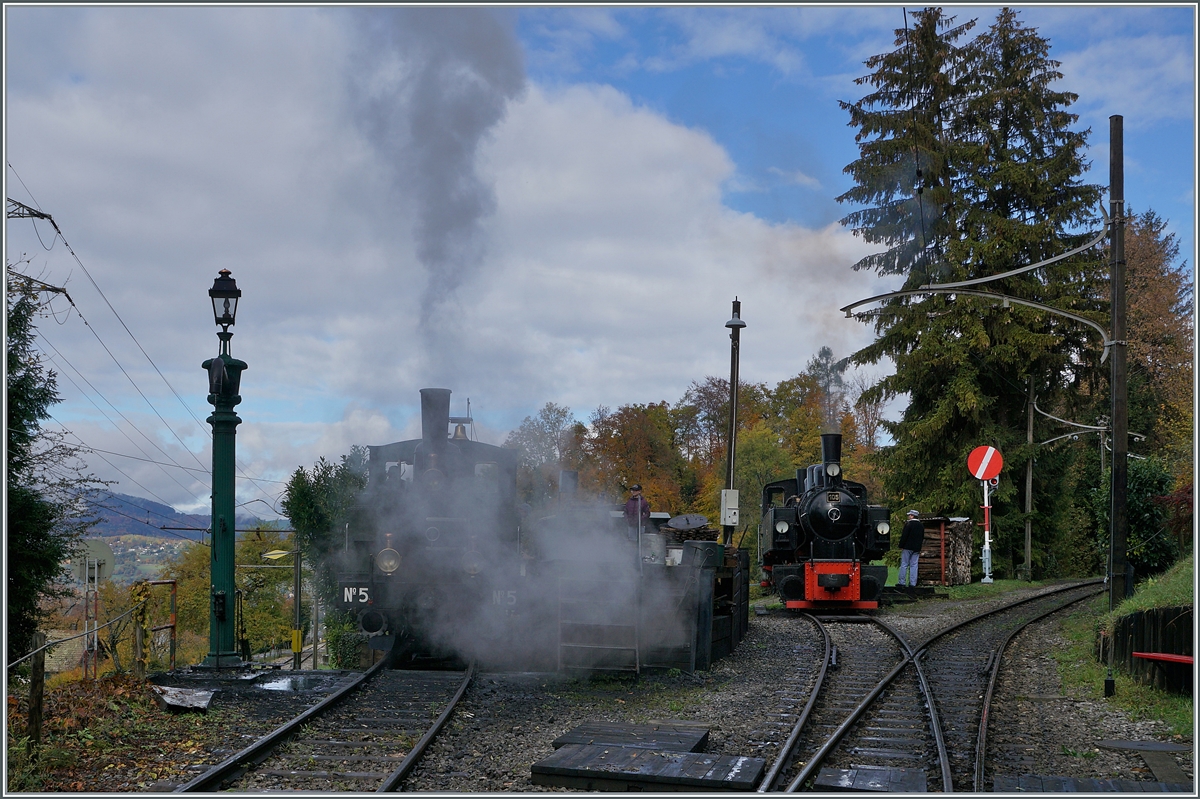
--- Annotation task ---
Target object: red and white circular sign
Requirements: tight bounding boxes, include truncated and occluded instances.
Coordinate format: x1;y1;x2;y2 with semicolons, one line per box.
967;446;1003;480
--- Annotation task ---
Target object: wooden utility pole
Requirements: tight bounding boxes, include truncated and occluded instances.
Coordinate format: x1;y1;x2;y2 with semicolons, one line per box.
28;632;46;747
1109;115;1129;610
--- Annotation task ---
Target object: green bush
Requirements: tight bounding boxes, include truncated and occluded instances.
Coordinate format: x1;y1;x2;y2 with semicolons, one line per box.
1094;458;1179;578
323;612;365;669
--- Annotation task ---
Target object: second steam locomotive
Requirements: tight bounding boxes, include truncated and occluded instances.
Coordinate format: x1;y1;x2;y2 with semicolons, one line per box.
335;387;750;672
758;433;891;609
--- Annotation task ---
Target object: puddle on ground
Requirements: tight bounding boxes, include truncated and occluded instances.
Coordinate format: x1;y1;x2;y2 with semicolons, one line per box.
255;675;332;692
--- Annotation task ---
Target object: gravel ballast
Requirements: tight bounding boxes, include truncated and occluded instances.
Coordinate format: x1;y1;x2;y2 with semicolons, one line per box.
397;584;1192;792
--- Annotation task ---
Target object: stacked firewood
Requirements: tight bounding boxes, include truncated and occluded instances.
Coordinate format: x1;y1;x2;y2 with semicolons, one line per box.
917;518;974;586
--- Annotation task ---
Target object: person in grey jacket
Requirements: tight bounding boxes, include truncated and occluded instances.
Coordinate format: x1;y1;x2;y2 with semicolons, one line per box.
623;484;651;541
897;510;925;589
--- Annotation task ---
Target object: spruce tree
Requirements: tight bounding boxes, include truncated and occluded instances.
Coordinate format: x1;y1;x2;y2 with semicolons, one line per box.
6;275;100;661
840;8;1106;577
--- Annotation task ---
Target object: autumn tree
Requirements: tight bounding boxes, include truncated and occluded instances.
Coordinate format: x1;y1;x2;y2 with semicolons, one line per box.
1122;208;1193;480
582;402;688;513
158;528;296;664
503;402;576;506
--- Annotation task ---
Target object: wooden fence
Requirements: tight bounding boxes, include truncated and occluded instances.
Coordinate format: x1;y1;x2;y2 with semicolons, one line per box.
1099;605;1193;695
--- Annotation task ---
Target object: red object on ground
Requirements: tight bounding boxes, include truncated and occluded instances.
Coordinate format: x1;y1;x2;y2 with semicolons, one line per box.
1132;652;1194;665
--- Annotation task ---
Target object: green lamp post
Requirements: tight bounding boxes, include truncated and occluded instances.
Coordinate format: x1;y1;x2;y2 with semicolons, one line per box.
200;269;247;668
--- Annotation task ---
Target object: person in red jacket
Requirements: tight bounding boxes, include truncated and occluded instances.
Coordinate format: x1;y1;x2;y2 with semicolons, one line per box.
623;484;651;541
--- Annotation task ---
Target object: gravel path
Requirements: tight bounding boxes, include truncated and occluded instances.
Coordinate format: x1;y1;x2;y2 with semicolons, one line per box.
399;584;1192;792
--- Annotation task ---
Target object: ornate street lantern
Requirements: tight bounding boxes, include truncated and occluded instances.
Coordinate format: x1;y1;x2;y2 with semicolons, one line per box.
209;269;241;332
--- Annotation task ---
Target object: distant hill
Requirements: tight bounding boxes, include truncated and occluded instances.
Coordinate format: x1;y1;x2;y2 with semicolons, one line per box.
86;492;277;541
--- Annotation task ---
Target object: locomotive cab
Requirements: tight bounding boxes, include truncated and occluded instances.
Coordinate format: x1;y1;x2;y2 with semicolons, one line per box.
758;433;890;610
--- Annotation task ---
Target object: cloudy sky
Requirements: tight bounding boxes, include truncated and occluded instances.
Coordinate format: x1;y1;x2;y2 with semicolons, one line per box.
4;5;1194;519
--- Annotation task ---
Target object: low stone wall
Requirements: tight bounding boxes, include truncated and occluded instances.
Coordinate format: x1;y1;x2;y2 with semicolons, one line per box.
1097;605;1193;695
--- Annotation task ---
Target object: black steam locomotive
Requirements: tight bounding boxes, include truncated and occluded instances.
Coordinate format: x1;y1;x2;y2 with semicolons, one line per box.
335;387;750;672
758;433;891;609
335;388;552;668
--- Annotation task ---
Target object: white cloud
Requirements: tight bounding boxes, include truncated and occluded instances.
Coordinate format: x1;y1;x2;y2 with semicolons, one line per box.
7;8;903;516
768;166;821;189
1057;33;1195;125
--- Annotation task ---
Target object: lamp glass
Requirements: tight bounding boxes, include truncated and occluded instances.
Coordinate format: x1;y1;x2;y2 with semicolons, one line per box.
211;295;238;328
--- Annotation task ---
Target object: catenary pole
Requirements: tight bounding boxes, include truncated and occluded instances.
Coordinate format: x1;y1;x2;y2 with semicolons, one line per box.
1109;116;1129;611
723;300;745;548
1025;377;1034;581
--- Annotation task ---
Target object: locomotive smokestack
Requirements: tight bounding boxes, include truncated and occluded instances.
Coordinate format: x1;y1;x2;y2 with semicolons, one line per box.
420;388;452;442
821;433;842;465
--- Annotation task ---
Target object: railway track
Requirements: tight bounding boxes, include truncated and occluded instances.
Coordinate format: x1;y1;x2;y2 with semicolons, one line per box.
761;580;1104;793
176;655;473;793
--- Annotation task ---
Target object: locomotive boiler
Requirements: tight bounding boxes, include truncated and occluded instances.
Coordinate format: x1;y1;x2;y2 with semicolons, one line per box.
758;433;891;609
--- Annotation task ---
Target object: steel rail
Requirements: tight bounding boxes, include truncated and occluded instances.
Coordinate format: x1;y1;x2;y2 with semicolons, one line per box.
378;661;476;792
912;578;1104;654
882;616;953;793
757;614;831;792
175;648;396;792
780;579;1105;792
783;617;923;792
974;585;1105;791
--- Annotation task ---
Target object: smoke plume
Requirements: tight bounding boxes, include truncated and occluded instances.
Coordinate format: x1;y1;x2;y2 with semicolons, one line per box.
351;8;526;377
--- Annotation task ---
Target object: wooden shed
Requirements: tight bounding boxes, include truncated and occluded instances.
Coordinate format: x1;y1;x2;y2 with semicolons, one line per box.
914;517;973;586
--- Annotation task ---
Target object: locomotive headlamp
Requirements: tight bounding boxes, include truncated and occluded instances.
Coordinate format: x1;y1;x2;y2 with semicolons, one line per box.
462;550;484;576
377;547;401;573
826;463;841;477
775;520;790;534
876;521;890;536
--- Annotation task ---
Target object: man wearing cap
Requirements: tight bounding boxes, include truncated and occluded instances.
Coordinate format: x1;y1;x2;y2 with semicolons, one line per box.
624;484;651;541
897;510;925;590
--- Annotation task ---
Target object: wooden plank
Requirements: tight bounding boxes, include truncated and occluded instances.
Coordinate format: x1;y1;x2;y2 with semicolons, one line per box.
530;743;763;792
1139;751;1192;786
814;765;926;792
1097;739;1193;753
552;721;709;752
994;774;1193;793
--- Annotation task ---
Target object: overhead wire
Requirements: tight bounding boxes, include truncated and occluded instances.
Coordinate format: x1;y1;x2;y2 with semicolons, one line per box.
7;243;213;475
9;170;296;513
45;422;190;511
39;336;205;497
9;194;216;444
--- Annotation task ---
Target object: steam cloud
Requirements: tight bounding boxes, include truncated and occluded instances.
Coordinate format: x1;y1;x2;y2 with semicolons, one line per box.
351;8;526;381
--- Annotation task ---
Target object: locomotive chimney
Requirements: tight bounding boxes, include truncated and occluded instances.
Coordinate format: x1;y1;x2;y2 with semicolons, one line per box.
821;433;842;465
420;388;452;443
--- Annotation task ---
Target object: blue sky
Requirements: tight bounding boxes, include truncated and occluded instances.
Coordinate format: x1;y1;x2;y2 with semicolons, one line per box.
4;5;1195;517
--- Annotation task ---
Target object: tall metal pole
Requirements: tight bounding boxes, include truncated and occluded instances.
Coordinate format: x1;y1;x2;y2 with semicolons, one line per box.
201;289;247;669
1024;377;1034;581
1109;115;1129;610
723;299;746;548
293;552;302;670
